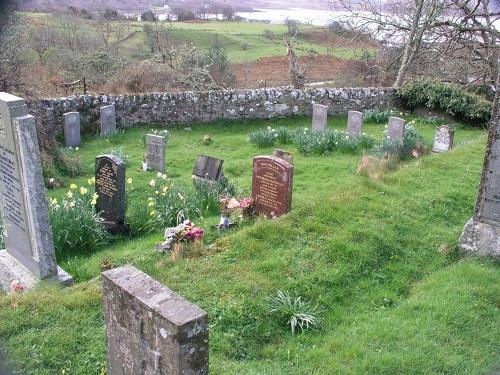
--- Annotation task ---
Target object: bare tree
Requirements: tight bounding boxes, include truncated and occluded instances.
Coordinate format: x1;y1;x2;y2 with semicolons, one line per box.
284;36;305;89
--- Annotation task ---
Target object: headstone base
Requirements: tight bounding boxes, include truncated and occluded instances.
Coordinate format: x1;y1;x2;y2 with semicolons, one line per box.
101;220;130;235
458;218;500;258
0;250;73;292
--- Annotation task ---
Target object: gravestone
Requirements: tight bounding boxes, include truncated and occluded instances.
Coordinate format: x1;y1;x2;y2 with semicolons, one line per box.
346;110;363;136
432;125;454;153
252;156;294;218
192;155;224;183
95;155;128;233
0;92;72;291
459;101;500;257
312;103;328;133
102;265;209;375
100;104;117;137
272;149;294;165
387;116;406;141
63;112;81;148
146;134;166;172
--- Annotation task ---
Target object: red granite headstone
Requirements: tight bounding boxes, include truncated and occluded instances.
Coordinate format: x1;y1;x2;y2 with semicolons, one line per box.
252;156;294;218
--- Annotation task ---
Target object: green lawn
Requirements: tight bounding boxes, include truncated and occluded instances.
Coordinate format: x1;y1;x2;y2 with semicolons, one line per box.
0;115;498;374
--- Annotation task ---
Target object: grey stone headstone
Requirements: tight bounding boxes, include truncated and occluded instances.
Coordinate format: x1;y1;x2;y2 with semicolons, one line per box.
100;104;117;137
102;265;209;375
95;155;126;224
146;134;166;172
312;103;328;133
0;92;72;291
192;155;224;181
346;110;363;136
272;149;294;165
387;116;405;141
63;112;81;148
432;125;454;153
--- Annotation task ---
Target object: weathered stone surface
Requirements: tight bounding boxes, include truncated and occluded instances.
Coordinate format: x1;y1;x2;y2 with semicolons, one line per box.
146;134;166;172
26;88;395;138
387;116;405;141
458;218;500;257
95;155;126;224
0;92;72;291
346;110;363;136
252;156;294;218
63;111;81;147
312;103;328;132
100;104;117;137
102;265;209;375
432;125;454;153
192;155;224;181
272;149;294;165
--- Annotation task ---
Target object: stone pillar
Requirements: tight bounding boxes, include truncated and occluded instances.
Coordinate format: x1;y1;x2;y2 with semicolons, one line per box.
102;265;209;375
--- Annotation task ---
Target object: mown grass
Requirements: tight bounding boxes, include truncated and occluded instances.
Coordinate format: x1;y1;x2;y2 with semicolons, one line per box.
0;115;498;374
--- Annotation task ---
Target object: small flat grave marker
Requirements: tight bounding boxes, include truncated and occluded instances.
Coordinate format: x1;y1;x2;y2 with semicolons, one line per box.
95;154;128;233
100;104;117;137
63;112;81;148
192;155;224;182
347;110;363;136
312;103;328;133
432;125;454;153
146;134;166;172
252;155;294;218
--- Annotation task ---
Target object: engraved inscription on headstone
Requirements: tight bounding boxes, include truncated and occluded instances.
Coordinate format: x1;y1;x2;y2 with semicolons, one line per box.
63;112;81;148
95;155;126;224
192;155;224;181
387;116;405;141
312;103;328;133
432;125;454;153
272;149;294;165
100;104;117;137
346;110;363;136
252;156;294;218
146;134;166;172
0;92;72;291
102;266;209;375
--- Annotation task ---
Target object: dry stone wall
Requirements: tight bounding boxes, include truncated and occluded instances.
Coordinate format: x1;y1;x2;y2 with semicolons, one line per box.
26;87;395;136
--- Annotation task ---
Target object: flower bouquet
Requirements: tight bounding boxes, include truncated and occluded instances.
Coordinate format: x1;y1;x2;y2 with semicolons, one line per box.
156;220;204;258
217;196;255;230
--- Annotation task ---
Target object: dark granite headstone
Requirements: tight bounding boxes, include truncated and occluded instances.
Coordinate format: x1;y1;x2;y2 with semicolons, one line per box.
100;104;117;137
146;134;166;172
346;110;363;136
192;155;224;181
272;149;294;165
63;112;81;148
0;92;72;291
102;266;209;375
252;156;294;218
432;125;454;153
95;155;127;232
387;117;405;141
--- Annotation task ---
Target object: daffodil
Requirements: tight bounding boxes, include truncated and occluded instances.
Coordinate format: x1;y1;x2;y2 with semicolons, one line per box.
69;201;75;208
162;186;168;193
80;187;88;195
157;172;162;178
91;198;97;206
87;178;94;185
127;178;133;184
148;201;155;207
67;191;73;198
149;179;155;187
150;210;157;217
161;174;167;180
70;184;77;190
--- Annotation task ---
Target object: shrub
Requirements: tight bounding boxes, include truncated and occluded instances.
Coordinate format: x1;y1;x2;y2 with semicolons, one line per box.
56;148;85;178
397;78;492;124
269;290;323;335
275;127;293;144
49;185;110;256
363;108;393;123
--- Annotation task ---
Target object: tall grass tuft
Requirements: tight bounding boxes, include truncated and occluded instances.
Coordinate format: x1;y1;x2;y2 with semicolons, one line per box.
49;186;110;257
269;290;323;335
193;177;240;214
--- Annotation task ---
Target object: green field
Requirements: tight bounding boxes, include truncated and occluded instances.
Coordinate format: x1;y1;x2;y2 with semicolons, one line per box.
0;115;498;374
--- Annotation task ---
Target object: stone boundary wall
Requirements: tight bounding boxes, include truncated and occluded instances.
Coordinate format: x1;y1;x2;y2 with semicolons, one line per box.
26;87;396;136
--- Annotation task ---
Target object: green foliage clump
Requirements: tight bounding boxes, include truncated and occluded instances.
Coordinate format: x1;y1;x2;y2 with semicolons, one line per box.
269;290;323;335
380;124;426;159
363;108;393;123
398;78;492;124
248;126;279;148
56;148;85;178
49;187;109;256
104;146;131;165
193;177;240;214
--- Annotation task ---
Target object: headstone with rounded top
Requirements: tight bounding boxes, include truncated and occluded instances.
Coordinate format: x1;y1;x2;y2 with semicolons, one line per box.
432;125;454;153
312;103;328;133
252;155;294;218
63;111;81;148
346;110;363;136
387;116;405;141
146;134;166;172
100;104;117;137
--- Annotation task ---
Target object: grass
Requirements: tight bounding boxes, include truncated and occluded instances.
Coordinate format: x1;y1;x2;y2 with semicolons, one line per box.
0;115;499;374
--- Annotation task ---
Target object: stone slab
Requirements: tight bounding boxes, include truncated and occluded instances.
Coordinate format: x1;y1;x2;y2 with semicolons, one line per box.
312;103;328;133
100;104;117;137
387;116;405;141
432;125;454;153
63;112;81;148
95;155;126;224
146;134;166;172
192;155;224;181
346;110;363;136
102;265;209;375
458;218;500;258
